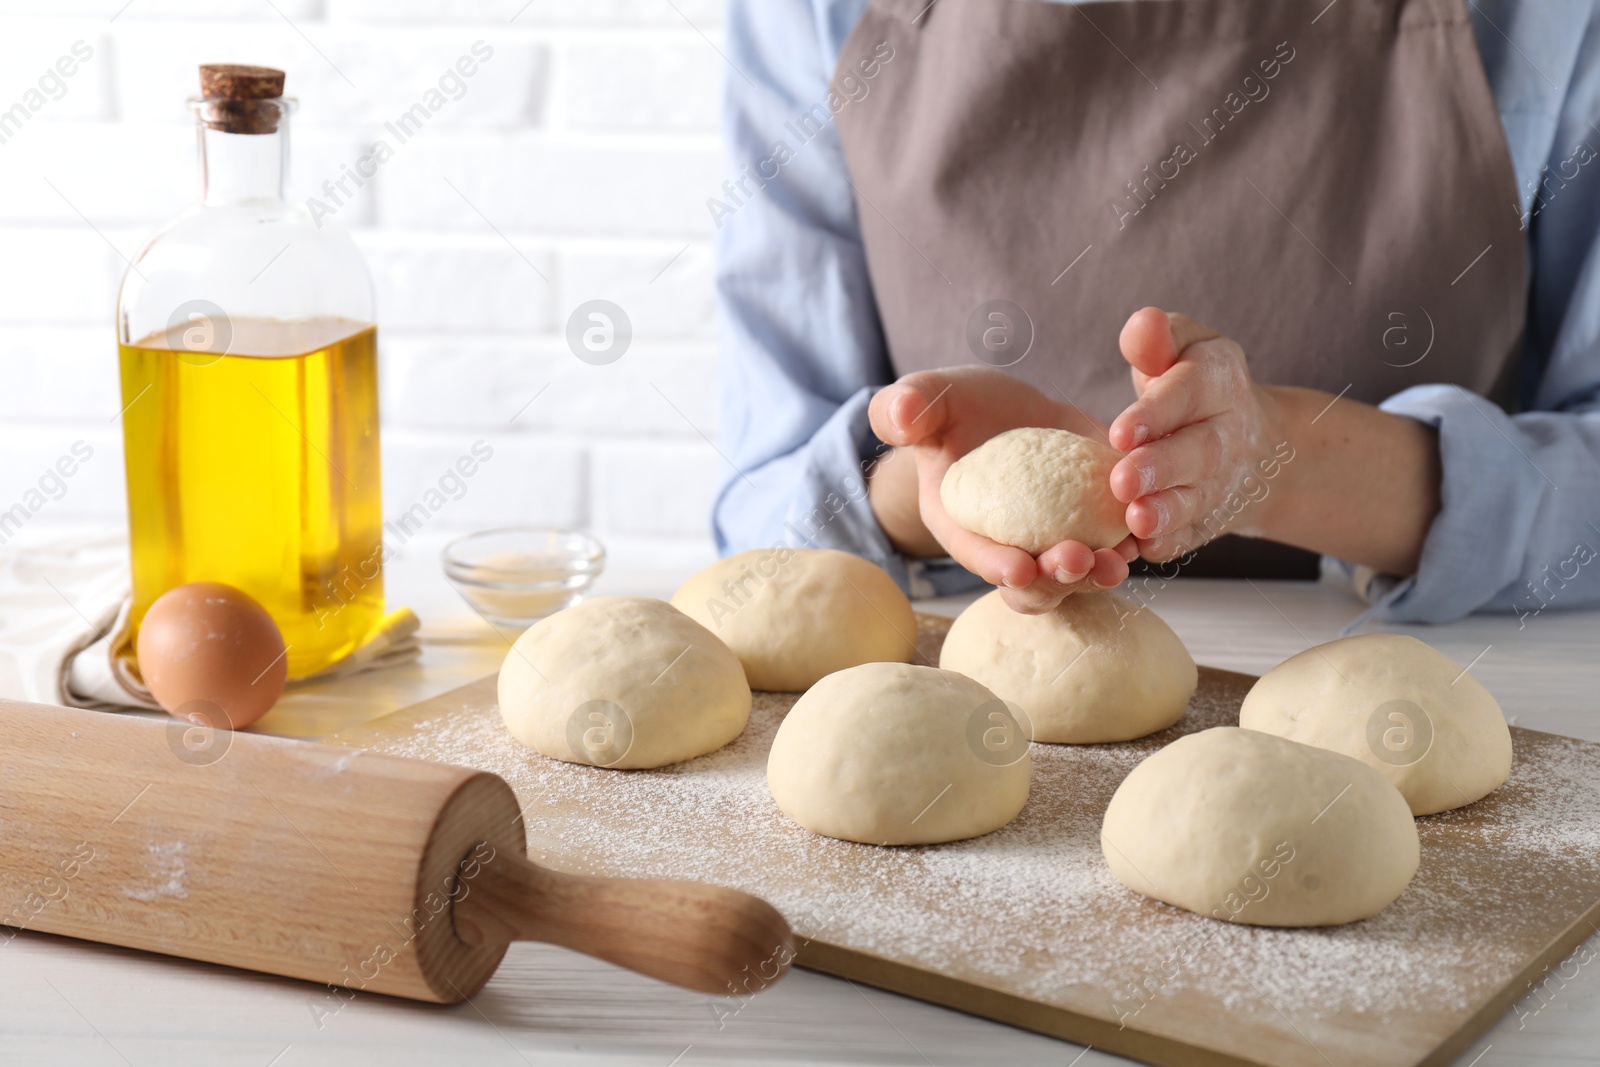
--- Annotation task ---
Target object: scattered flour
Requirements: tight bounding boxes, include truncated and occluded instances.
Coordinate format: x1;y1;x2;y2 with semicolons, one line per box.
336;617;1600;1062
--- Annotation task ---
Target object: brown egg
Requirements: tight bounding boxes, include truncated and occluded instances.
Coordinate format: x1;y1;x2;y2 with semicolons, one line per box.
136;581;288;729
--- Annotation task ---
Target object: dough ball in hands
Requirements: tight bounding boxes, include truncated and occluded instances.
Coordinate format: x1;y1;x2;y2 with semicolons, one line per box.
1101;727;1419;927
671;548;916;692
767;663;1031;845
1238;633;1512;815
939;427;1129;554
497;597;750;769
939;590;1195;743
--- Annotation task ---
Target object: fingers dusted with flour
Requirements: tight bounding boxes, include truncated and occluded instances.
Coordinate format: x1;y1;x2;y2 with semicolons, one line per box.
1106;307;1284;562
1114;307;1219;409
1102;307;1447;576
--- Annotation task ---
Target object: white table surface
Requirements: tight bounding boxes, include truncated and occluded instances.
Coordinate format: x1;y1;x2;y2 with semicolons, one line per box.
5;552;1598;1067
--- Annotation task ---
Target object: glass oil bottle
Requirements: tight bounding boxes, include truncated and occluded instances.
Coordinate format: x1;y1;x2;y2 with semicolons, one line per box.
116;65;383;679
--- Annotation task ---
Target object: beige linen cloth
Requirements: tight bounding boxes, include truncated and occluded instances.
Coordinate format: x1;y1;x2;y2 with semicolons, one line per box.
0;532;419;711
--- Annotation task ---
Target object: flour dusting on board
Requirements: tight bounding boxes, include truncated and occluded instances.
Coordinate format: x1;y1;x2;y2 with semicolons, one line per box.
337;616;1600;1063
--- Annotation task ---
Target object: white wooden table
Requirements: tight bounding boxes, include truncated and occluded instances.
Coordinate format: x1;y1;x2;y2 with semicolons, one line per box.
5;552;1597;1067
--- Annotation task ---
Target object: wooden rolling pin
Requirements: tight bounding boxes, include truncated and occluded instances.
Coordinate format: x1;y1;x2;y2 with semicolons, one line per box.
0;699;793;1002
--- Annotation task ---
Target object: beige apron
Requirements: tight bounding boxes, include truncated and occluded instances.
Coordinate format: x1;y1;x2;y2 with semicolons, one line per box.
833;0;1526;577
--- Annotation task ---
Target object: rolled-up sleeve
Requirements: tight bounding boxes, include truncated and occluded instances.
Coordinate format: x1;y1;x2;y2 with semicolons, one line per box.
1374;388;1600;622
1345;2;1600;624
711;0;982;596
1372;6;1600;622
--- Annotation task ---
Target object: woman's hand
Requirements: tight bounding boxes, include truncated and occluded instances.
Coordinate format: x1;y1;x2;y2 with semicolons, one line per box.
1108;306;1448;576
867;366;1135;613
1107;308;1290;562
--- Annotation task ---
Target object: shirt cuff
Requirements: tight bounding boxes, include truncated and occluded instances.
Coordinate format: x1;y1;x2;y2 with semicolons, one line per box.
1354;385;1543;623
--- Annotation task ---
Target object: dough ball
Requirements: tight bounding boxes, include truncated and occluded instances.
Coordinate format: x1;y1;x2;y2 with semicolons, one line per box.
671;548;916;692
939;590;1196;743
767;663;1031;844
939;427;1129;554
1102;727;1419;927
1238;633;1511;815
497;596;750;769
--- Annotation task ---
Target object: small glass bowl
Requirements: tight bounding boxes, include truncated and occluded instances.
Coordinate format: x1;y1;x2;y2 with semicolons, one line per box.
442;528;606;629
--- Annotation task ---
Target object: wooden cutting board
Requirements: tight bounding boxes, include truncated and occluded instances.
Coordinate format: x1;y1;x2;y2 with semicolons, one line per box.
330;615;1600;1067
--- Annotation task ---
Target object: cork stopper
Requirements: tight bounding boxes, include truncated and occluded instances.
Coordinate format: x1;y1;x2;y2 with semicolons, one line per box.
197;64;287;135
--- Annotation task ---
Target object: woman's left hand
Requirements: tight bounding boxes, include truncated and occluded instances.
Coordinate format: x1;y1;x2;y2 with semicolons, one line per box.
1107;307;1289;562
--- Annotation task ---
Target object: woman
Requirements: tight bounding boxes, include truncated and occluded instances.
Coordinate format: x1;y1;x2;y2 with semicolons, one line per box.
711;0;1600;622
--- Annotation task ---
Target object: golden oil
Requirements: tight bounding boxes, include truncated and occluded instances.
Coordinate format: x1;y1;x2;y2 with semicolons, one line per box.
118;318;383;679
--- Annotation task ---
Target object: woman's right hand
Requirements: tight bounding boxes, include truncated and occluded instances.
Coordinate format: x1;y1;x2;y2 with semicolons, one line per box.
866;366;1136;613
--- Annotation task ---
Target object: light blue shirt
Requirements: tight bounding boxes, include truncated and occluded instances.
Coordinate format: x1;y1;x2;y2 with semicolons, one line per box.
712;0;1600;624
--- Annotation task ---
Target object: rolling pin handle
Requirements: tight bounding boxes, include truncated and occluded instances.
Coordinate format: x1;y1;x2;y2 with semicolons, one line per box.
452;847;794;997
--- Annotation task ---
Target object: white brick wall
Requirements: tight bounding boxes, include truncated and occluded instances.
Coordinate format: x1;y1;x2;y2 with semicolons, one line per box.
0;1;734;571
